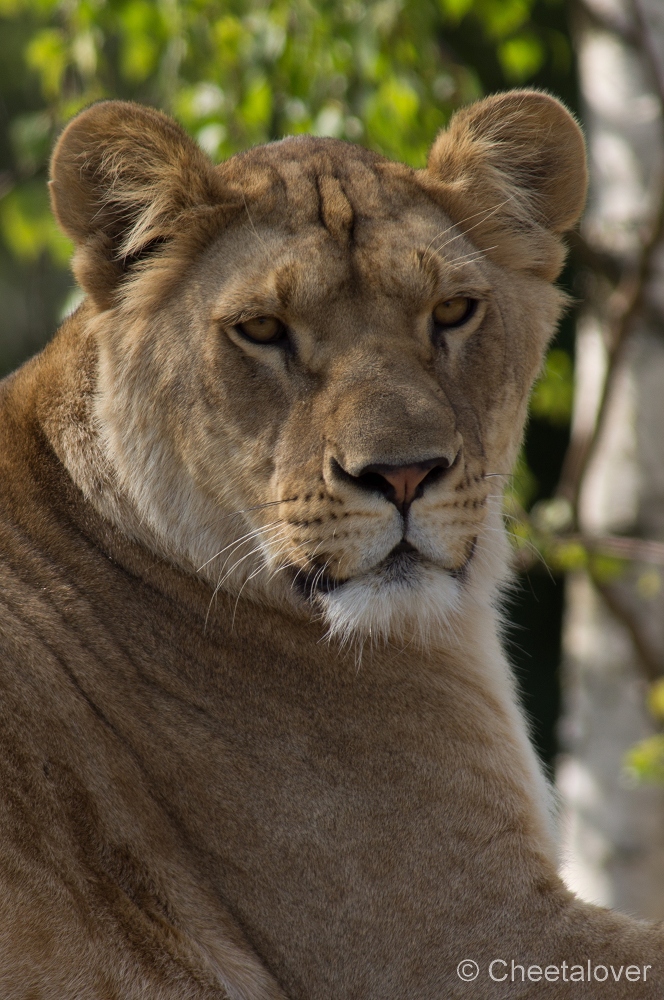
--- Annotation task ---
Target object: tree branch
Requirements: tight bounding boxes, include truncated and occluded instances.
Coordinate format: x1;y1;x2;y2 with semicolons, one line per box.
597;581;664;681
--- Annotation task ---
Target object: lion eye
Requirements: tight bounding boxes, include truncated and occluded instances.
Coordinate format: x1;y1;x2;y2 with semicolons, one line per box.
432;297;475;329
236;316;287;344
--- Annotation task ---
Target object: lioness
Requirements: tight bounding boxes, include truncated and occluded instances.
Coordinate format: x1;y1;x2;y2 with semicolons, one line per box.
0;90;661;998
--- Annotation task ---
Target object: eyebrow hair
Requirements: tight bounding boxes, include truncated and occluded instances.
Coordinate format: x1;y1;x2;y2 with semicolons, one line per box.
416;240;494;299
415;248;443;297
210;254;302;327
212;293;285;329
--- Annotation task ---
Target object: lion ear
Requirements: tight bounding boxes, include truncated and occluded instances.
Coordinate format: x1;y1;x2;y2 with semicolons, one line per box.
425;90;588;280
49;101;222;306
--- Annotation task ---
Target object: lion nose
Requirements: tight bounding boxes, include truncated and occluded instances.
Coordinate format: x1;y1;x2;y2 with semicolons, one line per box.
352;456;454;512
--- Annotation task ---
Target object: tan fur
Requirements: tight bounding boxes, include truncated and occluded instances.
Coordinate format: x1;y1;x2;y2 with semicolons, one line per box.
0;92;661;997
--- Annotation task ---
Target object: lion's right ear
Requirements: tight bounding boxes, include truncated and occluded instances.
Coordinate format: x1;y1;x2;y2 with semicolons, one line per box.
50;101;223;307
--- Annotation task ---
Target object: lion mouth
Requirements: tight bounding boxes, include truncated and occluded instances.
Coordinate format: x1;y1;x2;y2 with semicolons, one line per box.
293;537;476;600
381;537;477;583
379;540;422;584
389;540;419;557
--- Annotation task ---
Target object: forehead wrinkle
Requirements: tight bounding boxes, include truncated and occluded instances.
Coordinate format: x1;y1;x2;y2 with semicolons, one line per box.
316;174;355;244
264;248;350;320
355;246;435;309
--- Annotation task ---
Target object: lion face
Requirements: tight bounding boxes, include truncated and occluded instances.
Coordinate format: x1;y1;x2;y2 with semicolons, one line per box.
49;94;586;645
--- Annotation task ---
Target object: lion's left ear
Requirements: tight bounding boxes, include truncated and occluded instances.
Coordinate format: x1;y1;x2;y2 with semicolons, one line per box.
423;90;588;280
50;101;226;307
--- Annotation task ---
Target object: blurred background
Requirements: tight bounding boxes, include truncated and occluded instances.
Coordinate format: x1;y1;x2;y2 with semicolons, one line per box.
1;0;664;917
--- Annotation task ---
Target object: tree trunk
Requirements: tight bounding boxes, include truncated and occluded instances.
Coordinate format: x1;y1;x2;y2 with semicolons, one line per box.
557;0;664;919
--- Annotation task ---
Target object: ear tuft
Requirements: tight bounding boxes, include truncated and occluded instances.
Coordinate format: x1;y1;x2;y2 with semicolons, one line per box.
424;90;588;279
49;101;222;305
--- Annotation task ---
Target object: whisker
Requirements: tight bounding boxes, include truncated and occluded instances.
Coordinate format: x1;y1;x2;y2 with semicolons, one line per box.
265;524;330;584
288;540;327;594
430;199;509;254
218;529;293;587
310;557;333;594
205;534;289;631
445;247;498;268
231;561;267;629
241;191;269;251
210;525;291;602
197;519;287;572
217;524;292;577
422;200;510;261
262;540;307;581
421;200;511;276
190;496;298;549
224;497;297;517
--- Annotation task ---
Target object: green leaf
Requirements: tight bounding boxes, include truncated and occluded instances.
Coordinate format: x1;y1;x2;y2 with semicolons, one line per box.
588;553;625;584
240;75;273;132
9;111;53;176
498;32;545;83
550;540;588;573
625;735;664;785
438;0;475;23
0;182;72;264
119;0;161;83
530;349;573;426
26;27;67;99
364;74;424;163
212;14;245;67
477;0;532;40
648;680;664;721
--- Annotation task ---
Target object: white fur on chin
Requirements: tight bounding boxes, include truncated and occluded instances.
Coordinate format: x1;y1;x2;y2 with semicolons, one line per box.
318;499;512;651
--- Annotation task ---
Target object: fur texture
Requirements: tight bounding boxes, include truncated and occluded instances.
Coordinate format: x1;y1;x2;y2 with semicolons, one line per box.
1;91;662;997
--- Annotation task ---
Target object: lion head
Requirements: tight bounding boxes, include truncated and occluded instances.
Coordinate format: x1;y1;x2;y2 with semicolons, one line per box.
49;91;586;647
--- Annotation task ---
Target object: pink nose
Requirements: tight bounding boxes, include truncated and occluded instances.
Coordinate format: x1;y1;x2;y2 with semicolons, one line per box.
357;455;454;511
376;464;435;508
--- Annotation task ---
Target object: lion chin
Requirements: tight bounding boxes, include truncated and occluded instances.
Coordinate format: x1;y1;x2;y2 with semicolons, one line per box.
317;556;463;649
309;527;499;650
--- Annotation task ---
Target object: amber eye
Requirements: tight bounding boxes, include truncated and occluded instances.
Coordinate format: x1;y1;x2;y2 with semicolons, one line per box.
235;316;288;344
432;297;475;329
